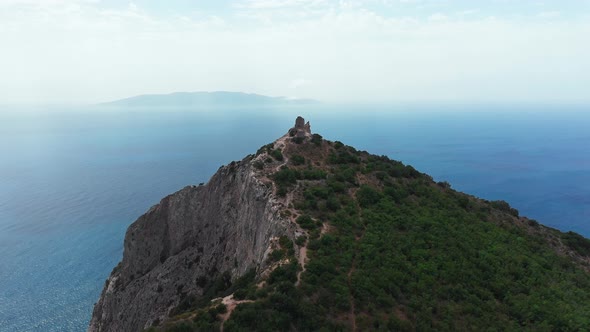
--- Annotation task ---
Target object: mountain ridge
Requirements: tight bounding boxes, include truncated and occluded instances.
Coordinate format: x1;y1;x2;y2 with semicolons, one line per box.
90;116;590;332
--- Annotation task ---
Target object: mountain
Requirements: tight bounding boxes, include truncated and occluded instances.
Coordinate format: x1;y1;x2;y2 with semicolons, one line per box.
89;117;590;332
100;92;318;107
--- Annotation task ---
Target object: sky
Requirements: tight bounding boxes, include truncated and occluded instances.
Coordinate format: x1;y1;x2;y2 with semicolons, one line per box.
0;0;589;104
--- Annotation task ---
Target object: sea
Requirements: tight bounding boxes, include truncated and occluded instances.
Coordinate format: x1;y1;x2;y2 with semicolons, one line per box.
0;104;588;331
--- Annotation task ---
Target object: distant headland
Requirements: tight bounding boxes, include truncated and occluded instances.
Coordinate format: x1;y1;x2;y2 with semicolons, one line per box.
100;91;319;107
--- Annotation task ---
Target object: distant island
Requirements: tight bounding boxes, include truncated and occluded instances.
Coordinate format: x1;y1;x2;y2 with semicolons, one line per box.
100;91;319;107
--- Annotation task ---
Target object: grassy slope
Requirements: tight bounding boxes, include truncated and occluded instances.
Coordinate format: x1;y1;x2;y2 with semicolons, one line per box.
154;134;590;332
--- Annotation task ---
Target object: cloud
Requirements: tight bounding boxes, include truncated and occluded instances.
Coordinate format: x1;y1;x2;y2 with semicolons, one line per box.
537;11;561;19
456;9;479;16
237;0;328;9
428;13;447;21
0;0;98;6
0;1;589;104
289;78;309;89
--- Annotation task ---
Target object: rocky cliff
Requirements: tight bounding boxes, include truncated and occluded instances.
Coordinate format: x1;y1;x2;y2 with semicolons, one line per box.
89;119;307;331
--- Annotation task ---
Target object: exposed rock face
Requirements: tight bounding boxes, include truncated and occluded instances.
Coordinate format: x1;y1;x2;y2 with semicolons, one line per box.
89;154;296;332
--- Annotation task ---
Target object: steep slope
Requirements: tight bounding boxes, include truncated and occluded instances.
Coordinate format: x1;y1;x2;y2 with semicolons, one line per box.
90;117;590;332
89;152;298;331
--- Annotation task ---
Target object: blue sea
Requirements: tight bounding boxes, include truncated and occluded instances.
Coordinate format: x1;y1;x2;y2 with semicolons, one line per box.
0;104;588;331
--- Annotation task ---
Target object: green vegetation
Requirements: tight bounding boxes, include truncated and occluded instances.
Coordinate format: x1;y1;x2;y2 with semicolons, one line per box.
311;133;323;146
256;143;274;156
296;215;319;231
268;236;296;263
255;143;285;162
490;199;520;217
270;149;284;161
169;269;257;317
292;136;305;144
253;160;264;170
290;154;305;166
272;166;327;196
159;137;590;331
257;139;590;330
328;148;360;164
562;231;590;256
356;185;382;207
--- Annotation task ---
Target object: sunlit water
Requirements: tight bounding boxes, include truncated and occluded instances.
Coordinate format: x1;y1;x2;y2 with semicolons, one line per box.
0;104;588;331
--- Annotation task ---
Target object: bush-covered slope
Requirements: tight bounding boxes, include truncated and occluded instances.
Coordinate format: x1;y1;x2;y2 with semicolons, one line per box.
150;131;590;332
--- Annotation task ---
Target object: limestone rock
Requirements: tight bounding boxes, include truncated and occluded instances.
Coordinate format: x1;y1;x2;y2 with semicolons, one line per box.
88;156;295;332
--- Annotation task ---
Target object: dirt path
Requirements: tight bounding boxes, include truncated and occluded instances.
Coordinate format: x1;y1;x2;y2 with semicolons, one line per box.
320;222;331;236
272;135;290;172
219;294;254;332
268;136;310;288
295;245;307;286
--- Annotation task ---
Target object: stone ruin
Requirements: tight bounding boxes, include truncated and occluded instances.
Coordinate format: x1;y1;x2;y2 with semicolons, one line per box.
289;116;312;138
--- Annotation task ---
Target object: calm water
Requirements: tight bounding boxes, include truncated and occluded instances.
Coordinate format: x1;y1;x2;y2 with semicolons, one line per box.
0;105;588;331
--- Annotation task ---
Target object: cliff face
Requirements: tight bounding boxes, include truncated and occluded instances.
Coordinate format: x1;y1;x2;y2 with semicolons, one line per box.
89;153;294;332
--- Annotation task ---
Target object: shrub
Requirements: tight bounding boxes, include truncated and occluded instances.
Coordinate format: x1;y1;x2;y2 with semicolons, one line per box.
305;186;330;199
297;215;319;230
401;165;421;178
328;151;360;164
458;196;470;209
375;171;388;181
253;160;264;170
295;235;307;246
327;196;341;211
356;185;382;207
293;137;305;144
291;155;305;166
271;149;284;161
438;181;451;189
333;167;357;184
164;322;195;332
490;200;519;217
279;235;294;253
273;167;300;186
269;249;285;262
170;294;198;316
311;134;323;146
327;179;347;193
256;143;274;156
268;262;299;284
277;186;288;197
234;288;248;300
213;303;227;315
302;168;327;180
562;231;590;256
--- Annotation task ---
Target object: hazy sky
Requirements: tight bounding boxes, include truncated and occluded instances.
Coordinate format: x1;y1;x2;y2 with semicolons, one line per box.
1;0;589;104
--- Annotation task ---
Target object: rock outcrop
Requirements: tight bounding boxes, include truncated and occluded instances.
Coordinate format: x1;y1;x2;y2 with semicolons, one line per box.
89;141;300;331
